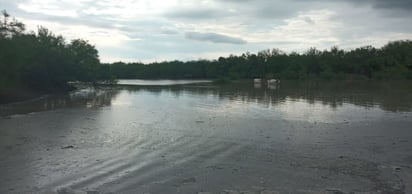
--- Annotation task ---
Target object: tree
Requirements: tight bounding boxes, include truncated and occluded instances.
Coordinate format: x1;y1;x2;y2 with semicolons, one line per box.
0;10;25;38
68;39;100;81
1;11;106;101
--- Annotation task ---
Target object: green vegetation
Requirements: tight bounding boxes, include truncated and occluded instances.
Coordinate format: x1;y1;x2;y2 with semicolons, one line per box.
0;11;109;102
106;43;412;81
212;77;231;84
1;10;412;102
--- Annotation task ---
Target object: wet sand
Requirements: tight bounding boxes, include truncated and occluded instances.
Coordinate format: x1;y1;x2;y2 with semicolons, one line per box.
1;81;412;194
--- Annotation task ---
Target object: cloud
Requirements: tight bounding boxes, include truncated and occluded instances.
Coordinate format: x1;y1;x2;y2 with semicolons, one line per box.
163;7;230;20
296;0;412;14
18;2;78;17
373;0;412;10
159;27;179;35
340;0;412;11
185;32;247;45
1;0;412;62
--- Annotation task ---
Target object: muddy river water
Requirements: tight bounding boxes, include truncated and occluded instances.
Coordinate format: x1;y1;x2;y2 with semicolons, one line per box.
1;80;412;194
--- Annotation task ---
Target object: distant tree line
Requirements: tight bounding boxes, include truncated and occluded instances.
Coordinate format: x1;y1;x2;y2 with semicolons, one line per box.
0;10;106;100
1;10;412;101
105;41;412;80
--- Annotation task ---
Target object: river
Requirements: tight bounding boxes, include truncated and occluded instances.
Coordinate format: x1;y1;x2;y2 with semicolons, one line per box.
1;80;412;193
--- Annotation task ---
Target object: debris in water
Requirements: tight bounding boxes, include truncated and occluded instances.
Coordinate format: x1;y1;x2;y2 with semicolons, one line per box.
206;165;224;170
325;188;345;194
57;187;76;194
222;189;239;194
181;177;197;184
86;191;100;194
61;145;74;149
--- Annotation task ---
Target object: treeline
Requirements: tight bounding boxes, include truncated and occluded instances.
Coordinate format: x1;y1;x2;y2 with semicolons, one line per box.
0;11;108;100
106;41;412;80
2;10;412;101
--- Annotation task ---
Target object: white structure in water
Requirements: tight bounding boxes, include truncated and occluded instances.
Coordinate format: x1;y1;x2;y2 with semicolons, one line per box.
267;79;280;85
254;78;262;84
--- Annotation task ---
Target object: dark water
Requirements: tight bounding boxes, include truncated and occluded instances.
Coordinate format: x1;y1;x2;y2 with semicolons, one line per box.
1;80;412;193
1;80;412;118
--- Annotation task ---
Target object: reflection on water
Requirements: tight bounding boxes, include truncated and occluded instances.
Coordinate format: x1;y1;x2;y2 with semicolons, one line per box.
0;88;120;117
114;80;412;113
1;80;412;193
1;80;412;117
117;79;211;86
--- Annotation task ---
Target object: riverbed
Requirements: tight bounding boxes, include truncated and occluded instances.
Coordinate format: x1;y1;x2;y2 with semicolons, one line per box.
1;80;412;194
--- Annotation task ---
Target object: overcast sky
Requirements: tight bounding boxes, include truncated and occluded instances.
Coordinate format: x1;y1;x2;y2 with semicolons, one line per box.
2;0;412;62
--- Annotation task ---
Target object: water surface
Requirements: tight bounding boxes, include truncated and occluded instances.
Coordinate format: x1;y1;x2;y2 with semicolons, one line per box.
116;79;211;86
1;80;412;193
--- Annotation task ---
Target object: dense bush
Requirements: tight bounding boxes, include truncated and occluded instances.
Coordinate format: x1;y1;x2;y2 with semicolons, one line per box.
0;11;108;97
105;43;412;81
2;9;412;100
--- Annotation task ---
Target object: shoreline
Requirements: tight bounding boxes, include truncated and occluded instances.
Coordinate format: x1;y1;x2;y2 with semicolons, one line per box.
0;84;77;105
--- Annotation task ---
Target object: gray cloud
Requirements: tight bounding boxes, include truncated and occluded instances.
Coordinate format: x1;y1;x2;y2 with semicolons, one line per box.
294;0;412;12
159;28;179;35
2;0;412;62
163;7;230;20
185;32;247;44
338;0;412;11
303;17;315;24
216;0;313;20
373;0;412;10
0;0;19;13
